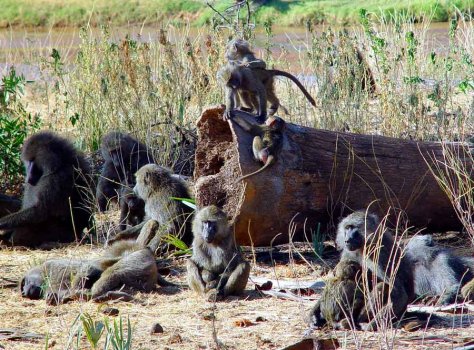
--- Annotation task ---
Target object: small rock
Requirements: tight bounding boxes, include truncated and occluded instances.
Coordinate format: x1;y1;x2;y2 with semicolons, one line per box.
102;307;119;316
150;322;164;334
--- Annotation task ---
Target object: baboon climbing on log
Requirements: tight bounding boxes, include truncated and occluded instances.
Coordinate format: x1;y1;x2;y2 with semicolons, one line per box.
225;38;266;69
0;131;92;247
406;234;474;304
230;114;286;181
111;164;194;249
336;211;415;330
187;205;250;300
309;259;366;330
217;63;316;123
96;131;154;212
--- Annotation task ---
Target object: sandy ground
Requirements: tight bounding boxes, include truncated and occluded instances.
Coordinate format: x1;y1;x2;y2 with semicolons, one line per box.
0;234;474;350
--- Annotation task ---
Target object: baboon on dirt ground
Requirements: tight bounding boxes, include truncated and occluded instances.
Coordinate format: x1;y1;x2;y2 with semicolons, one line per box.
187;205;250;301
96;132;154;214
336;210;415;330
309;259;366;330
118;186;145;230
406;234;474;304
20;240;165;304
112;164;194;250
0;131;92;247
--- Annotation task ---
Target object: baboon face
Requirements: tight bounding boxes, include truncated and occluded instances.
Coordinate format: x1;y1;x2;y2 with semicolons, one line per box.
19;268;44;299
134;164;172;200
102;132;134;168
193;206;228;244
225;38;251;61
336;211;379;251
265;116;286;130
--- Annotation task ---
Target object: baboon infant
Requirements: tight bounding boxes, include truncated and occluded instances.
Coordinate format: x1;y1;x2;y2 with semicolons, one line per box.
309;259;365;330
406;234;474;304
20;241;159;304
0;131;92;247
187;206;250;300
217;62;316;123
230;113;286;180
119;186;145;230
336;211;415;330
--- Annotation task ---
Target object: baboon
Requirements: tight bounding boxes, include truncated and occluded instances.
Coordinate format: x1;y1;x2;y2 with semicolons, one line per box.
336;211;415;330
225;38;266;69
187;206;250;300
20;240;161;304
217;63;316;123
230;114;286;181
406;234;474;304
309;259;366;330
97;131;154;212
132;164;194;247
0;193;21;217
0;131;92;247
119;186;145;230
20;259;103;304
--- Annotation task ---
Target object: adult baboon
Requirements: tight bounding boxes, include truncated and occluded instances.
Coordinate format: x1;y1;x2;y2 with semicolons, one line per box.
230;114;286;180
96;131;154;212
217;63;316;123
336;211;415;330
0;131;92;247
187;205;250;300
118;186;145;230
132;164;194;247
406;234;474;304
309;259;366;330
20;240;162;304
225;38;266;69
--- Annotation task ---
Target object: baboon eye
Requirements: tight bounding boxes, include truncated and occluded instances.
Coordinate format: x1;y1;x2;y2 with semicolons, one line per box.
346;225;354;230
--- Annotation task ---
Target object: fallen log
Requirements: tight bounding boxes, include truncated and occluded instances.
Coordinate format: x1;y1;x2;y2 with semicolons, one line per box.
194;106;472;246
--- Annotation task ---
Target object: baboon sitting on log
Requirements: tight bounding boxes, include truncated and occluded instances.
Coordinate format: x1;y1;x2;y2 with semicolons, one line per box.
187;205;250;300
336;211;415;330
309;259;366;330
406;234;474;304
0;131;92;247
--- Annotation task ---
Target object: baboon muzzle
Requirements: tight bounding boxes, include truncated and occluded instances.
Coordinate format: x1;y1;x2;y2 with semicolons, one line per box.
202;221;217;243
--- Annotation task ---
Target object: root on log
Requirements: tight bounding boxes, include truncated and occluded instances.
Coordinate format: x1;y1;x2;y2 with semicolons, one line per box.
194;106;471;246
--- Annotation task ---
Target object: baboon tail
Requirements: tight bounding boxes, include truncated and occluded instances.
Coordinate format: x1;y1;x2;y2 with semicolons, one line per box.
269;69;316;107
236;156;275;182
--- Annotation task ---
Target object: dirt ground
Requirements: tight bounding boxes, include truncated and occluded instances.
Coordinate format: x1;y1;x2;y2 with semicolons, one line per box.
1;232;474;350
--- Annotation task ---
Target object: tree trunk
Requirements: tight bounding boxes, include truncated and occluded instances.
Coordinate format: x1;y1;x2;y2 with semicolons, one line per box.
194;106;472;246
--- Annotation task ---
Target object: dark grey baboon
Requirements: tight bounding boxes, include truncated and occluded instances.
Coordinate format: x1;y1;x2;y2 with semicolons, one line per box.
336;211;415;330
0;131;92;247
309;259;365;330
96;131;154;212
187;205;250;300
406;234;474;304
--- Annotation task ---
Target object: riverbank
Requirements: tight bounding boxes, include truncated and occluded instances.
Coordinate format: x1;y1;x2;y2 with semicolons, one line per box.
0;0;472;28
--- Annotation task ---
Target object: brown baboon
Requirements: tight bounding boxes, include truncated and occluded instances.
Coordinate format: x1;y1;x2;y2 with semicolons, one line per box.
0;193;21;217
225;38;266;69
230;114;286;181
118;186;145;230
20;259;103;304
97;131;154;212
309;259;366;330
406;234;474;304
336;211;415;330
20;240;162;304
187;206;250;300
217;63;316;123
132;164;194;247
0;131;92;247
